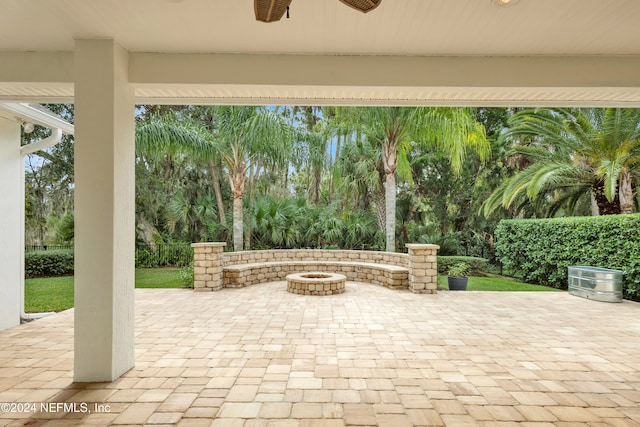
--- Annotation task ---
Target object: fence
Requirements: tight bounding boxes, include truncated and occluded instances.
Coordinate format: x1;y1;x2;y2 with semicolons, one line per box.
25;243;193;268
25;244;73;252
463;245;512;276
463;245;497;263
135;243;193;268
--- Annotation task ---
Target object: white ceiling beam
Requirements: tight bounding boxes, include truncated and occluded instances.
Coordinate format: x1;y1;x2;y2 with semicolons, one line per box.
0;52;74;83
129;53;640;107
2;51;640;106
0;52;74;102
129;53;640;88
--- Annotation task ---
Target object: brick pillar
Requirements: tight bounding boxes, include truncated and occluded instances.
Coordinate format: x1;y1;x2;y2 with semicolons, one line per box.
191;242;226;292
406;244;440;294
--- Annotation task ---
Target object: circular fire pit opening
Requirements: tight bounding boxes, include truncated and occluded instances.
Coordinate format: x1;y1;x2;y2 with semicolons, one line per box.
286;272;346;295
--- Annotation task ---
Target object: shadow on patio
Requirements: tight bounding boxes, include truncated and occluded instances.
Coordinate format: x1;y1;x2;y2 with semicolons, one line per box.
1;283;640;426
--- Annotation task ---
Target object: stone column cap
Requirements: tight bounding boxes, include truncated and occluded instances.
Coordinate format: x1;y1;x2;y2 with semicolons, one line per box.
191;242;227;248
405;243;440;250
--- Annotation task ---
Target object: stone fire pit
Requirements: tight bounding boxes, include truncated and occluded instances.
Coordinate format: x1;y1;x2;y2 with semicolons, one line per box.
286;272;346;295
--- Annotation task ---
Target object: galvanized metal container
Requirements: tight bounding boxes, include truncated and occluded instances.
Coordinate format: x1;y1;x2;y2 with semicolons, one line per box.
568;266;623;303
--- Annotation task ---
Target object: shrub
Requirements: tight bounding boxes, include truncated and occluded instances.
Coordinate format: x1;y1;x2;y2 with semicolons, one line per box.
418;234;461;256
494;214;640;301
179;261;194;288
25;249;74;278
437;256;488;276
447;262;470;277
24;243;194;278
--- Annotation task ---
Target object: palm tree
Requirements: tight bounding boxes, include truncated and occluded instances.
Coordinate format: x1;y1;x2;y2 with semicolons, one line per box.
356;107;489;252
210;106;291;251
136;113;217;242
483;108;640;217
136;108;291;251
136;112;212;168
307;131;329;204
335;132;385;233
250;196;302;248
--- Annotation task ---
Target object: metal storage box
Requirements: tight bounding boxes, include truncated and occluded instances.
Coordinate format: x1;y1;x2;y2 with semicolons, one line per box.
568;266;623;303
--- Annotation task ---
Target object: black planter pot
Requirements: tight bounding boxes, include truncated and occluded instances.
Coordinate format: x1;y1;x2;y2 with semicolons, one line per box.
448;276;468;291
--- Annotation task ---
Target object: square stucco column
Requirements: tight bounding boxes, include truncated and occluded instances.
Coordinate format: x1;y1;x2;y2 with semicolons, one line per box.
406;244;440;294
74;39;135;382
192;242;226;291
0;118;21;331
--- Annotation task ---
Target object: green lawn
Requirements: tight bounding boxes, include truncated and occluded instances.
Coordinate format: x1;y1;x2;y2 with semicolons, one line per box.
134;267;184;288
25;268;185;313
26;269;561;313
25;276;75;313
437;274;563;292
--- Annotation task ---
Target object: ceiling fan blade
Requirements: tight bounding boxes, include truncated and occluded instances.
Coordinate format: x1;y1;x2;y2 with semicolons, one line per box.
255;0;293;23
339;0;382;13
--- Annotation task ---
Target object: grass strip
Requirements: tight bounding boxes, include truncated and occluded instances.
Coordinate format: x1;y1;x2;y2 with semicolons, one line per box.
26;269;562;313
437;274;563;292
25;268;185;313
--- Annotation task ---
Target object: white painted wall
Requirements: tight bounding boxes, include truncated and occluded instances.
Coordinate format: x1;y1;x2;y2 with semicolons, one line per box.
0;118;21;331
74;39;135;382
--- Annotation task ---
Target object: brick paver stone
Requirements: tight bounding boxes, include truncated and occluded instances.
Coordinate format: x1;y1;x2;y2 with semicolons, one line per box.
0;285;638;426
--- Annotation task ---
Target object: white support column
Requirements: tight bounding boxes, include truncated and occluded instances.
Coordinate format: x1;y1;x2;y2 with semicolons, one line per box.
74;39;135;382
0;118;21;331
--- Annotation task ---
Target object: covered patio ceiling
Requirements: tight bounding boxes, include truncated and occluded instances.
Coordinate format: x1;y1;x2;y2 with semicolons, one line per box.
1;0;640;106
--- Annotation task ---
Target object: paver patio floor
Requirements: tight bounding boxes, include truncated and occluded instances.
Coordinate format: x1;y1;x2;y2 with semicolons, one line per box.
1;282;640;426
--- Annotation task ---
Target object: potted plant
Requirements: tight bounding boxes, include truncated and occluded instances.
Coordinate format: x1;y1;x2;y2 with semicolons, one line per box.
447;262;470;291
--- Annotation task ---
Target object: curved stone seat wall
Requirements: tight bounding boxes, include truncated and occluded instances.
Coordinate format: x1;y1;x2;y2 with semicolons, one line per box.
222;249;409;268
223;260;409;290
191;243;439;294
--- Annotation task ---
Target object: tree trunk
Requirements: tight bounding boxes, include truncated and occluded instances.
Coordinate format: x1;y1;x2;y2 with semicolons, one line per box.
228;169;246;252
136;217;159;250
592;183;621;215
590;190;600;216
440;210;448;235
372;187;385;235
164;155;173;180
243;162;261;251
283;166;289;197
306;167;311;201
244;220;251;251
209;161;226;225
233;195;243;251
314;167;321;204
382;137;398;253
329;134;343;202
385;172;396;252
619;171;635;214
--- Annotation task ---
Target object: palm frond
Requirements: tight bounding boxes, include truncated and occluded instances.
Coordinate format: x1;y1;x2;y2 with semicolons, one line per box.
420;107;490;175
597;158;623;202
136;113;213;161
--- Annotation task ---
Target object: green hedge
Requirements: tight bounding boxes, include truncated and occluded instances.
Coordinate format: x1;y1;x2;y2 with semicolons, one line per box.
494;215;640;301
437;256;488;276
25;244;194;278
25;249;74;278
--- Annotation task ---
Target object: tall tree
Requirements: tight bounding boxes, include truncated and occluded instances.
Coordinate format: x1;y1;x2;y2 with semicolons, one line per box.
483;108;640;217
357;107;489;252
334;133;385;233
210;106;290;251
23;104;75;245
293;128;328;204
135;113;215;243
